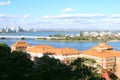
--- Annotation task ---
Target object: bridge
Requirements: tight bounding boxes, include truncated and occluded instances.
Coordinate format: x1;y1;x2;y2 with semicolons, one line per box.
0;36;65;40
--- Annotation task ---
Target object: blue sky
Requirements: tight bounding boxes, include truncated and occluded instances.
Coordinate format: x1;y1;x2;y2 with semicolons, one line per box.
0;0;120;30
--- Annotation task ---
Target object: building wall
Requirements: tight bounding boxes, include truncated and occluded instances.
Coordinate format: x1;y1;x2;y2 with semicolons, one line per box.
28;52;81;62
16;47;27;51
11;46;28;52
116;57;120;79
28;52;43;61
11;46;16;52
99;57;115;71
79;54;115;71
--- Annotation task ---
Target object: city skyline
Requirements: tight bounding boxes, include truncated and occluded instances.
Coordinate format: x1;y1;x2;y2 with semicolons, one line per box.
0;0;120;30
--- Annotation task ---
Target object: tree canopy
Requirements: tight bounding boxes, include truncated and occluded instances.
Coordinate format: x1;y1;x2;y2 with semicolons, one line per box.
0;43;103;80
0;43;11;59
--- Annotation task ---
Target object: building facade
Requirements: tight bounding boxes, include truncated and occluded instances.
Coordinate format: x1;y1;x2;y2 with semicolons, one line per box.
27;44;81;63
82;43;120;79
11;41;120;79
116;57;120;79
11;40;31;52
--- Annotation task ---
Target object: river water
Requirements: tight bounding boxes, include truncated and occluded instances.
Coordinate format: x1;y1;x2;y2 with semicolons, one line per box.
0;31;120;51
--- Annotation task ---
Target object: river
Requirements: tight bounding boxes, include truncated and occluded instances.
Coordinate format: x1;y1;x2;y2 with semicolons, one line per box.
0;31;120;51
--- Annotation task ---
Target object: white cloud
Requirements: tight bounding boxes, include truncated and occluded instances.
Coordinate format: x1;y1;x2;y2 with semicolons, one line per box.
20;19;25;22
62;8;74;12
1;13;120;30
41;14;120;29
0;14;5;17
0;1;11;6
0;14;18;20
43;14;108;20
23;14;31;18
18;15;31;23
44;16;49;19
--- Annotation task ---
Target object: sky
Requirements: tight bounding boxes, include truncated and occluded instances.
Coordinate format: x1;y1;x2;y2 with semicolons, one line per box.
0;0;120;30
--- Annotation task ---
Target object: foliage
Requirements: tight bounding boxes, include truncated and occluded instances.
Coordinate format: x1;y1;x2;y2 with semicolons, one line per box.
47;32;120;42
0;43;103;80
70;58;100;80
0;43;11;80
0;51;33;80
0;43;11;58
54;34;62;37
29;55;72;80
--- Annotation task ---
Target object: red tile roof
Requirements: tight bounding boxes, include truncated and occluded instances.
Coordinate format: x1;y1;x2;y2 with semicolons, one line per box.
93;43;113;50
11;40;31;47
27;45;80;55
45;48;81;55
83;43;120;58
27;44;55;54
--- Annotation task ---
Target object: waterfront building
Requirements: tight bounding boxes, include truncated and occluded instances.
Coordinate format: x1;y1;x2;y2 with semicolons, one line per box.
11;40;31;52
10;41;120;79
99;32;107;36
44;48;81;63
27;44;55;60
107;31;112;37
27;45;81;63
0;26;33;33
82;43;120;79
90;32;98;37
116;56;120;79
84;32;90;36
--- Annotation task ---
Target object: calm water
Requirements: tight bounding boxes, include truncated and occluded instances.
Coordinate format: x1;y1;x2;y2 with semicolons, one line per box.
0;31;120;51
0;31;80;36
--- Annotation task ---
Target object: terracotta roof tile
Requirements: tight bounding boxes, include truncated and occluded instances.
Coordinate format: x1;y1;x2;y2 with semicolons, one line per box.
27;45;81;55
11;40;30;47
83;43;120;58
27;44;55;54
28;44;54;49
93;43;113;50
45;48;81;55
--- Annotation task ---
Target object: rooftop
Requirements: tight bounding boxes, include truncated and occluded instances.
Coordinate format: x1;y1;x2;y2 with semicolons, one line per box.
27;45;80;55
83;43;120;58
11;40;31;47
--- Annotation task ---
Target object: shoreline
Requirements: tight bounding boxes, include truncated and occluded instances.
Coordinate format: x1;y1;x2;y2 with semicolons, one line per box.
37;39;120;42
107;40;120;42
36;39;99;42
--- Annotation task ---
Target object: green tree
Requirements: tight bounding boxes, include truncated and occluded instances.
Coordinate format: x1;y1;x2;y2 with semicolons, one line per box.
0;43;11;59
79;32;83;40
48;35;52;37
0;43;11;80
65;36;72;40
70;58;101;80
3;51;33;80
0;43;102;80
54;34;62;37
83;57;96;65
28;55;72;80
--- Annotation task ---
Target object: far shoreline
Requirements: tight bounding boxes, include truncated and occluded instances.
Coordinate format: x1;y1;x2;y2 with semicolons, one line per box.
36;39;120;42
